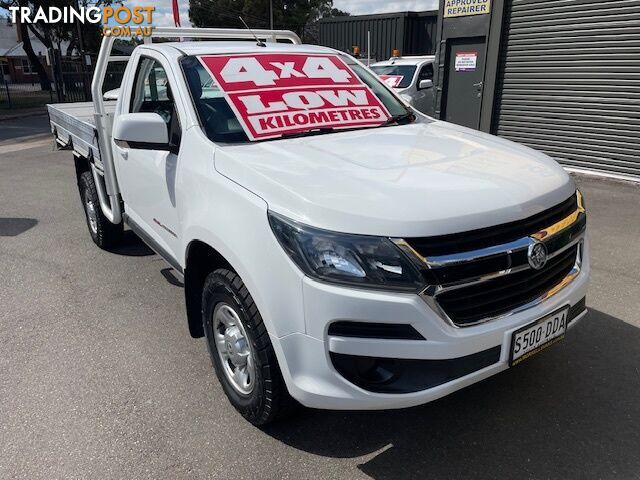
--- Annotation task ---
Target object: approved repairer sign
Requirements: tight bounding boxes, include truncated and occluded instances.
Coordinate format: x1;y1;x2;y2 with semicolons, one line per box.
444;0;491;18
198;53;391;140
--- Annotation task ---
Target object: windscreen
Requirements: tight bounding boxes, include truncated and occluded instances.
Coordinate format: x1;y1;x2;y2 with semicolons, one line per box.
370;65;416;89
181;53;411;144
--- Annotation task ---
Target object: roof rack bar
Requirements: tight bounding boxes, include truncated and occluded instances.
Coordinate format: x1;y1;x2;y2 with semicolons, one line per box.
150;27;301;44
89;27;301;225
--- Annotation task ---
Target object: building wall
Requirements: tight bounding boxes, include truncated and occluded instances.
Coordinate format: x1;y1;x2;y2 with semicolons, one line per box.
1;56;53;83
491;0;640;179
319;11;438;62
0;22;18;53
431;0;640;180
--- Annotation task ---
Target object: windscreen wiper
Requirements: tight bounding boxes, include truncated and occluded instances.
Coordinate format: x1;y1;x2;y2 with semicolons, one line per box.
278;128;335;140
380;112;416;127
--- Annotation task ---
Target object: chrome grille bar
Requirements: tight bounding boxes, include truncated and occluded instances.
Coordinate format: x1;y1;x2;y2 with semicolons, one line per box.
393;191;586;327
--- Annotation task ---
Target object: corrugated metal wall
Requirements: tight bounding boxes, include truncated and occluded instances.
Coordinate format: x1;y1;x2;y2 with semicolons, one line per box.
492;0;640;178
404;14;439;56
319;12;437;62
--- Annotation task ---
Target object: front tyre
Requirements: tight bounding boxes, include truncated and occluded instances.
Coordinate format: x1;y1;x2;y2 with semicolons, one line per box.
78;171;123;249
202;268;296;425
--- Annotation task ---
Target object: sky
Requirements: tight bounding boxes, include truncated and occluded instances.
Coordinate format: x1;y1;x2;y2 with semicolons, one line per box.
334;0;439;15
124;0;440;27
1;0;440;28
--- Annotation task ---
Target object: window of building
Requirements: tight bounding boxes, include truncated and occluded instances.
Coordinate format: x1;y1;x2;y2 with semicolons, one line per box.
21;59;33;74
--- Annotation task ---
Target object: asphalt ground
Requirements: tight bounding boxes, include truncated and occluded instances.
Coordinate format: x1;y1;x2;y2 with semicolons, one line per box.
1;132;639;479
0;114;50;142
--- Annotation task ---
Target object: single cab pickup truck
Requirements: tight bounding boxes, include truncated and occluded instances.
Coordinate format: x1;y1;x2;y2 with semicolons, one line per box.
370;55;436;116
48;28;589;426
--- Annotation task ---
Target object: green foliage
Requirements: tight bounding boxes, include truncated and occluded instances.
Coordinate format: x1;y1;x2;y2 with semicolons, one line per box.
188;0;350;43
0;0;119;89
0;0;120;54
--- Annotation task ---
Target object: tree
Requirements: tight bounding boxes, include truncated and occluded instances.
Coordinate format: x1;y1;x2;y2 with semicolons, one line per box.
188;0;350;42
0;0;117;90
189;0;247;29
323;7;349;17
0;0;48;89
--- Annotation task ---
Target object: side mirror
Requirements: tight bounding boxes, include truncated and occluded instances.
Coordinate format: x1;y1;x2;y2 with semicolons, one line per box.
113;113;170;150
419;79;433;90
103;88;120;101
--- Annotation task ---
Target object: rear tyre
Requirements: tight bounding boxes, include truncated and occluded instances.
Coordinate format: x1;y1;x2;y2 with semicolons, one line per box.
202;268;297;426
78;171;123;249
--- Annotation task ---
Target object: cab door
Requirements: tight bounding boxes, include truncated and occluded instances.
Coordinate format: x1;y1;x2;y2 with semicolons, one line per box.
113;53;183;264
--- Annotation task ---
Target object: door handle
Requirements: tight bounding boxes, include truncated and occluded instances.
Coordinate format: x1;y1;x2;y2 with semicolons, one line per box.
473;81;484;89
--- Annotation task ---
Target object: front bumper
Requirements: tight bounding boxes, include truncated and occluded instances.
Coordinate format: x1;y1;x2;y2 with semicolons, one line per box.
272;240;590;410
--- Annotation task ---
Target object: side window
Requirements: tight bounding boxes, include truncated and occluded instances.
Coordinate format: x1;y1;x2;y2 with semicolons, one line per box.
418;63;433;81
130;57;173;113
129;56;181;150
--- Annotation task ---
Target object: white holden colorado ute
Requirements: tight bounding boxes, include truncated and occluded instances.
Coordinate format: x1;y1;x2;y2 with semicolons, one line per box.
370;55;436;116
48;28;589;426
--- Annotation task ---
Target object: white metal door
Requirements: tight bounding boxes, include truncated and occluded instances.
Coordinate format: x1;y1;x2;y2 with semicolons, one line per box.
114;53;183;260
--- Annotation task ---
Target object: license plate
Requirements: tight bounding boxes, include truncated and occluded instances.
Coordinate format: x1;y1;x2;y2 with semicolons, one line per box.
510;307;569;366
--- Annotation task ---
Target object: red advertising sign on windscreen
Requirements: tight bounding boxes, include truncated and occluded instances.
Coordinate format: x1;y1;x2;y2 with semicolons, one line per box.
379;75;404;88
198;53;391;140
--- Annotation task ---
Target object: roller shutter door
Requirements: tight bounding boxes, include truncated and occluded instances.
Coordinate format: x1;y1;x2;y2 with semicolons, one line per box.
492;0;640;178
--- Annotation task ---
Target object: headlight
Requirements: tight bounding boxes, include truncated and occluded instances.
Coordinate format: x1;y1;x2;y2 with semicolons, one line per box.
269;212;426;292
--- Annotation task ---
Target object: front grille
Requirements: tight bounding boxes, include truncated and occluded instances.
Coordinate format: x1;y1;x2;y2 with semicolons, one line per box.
436;245;578;325
403;193;585;327
407;194;577;257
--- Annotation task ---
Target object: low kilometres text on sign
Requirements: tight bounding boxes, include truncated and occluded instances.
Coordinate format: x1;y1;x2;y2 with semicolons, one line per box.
198;53;391;140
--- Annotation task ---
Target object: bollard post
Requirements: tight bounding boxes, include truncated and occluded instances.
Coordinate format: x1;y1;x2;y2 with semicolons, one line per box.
2;75;11;109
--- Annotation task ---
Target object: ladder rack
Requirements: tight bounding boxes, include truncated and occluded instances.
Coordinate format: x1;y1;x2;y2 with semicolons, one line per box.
89;27;302;224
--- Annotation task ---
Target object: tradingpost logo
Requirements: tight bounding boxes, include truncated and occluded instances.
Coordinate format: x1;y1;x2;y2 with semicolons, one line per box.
7;5;155;37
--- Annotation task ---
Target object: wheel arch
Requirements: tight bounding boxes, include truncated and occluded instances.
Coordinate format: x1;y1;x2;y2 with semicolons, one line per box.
73;153;91;185
184;239;234;338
